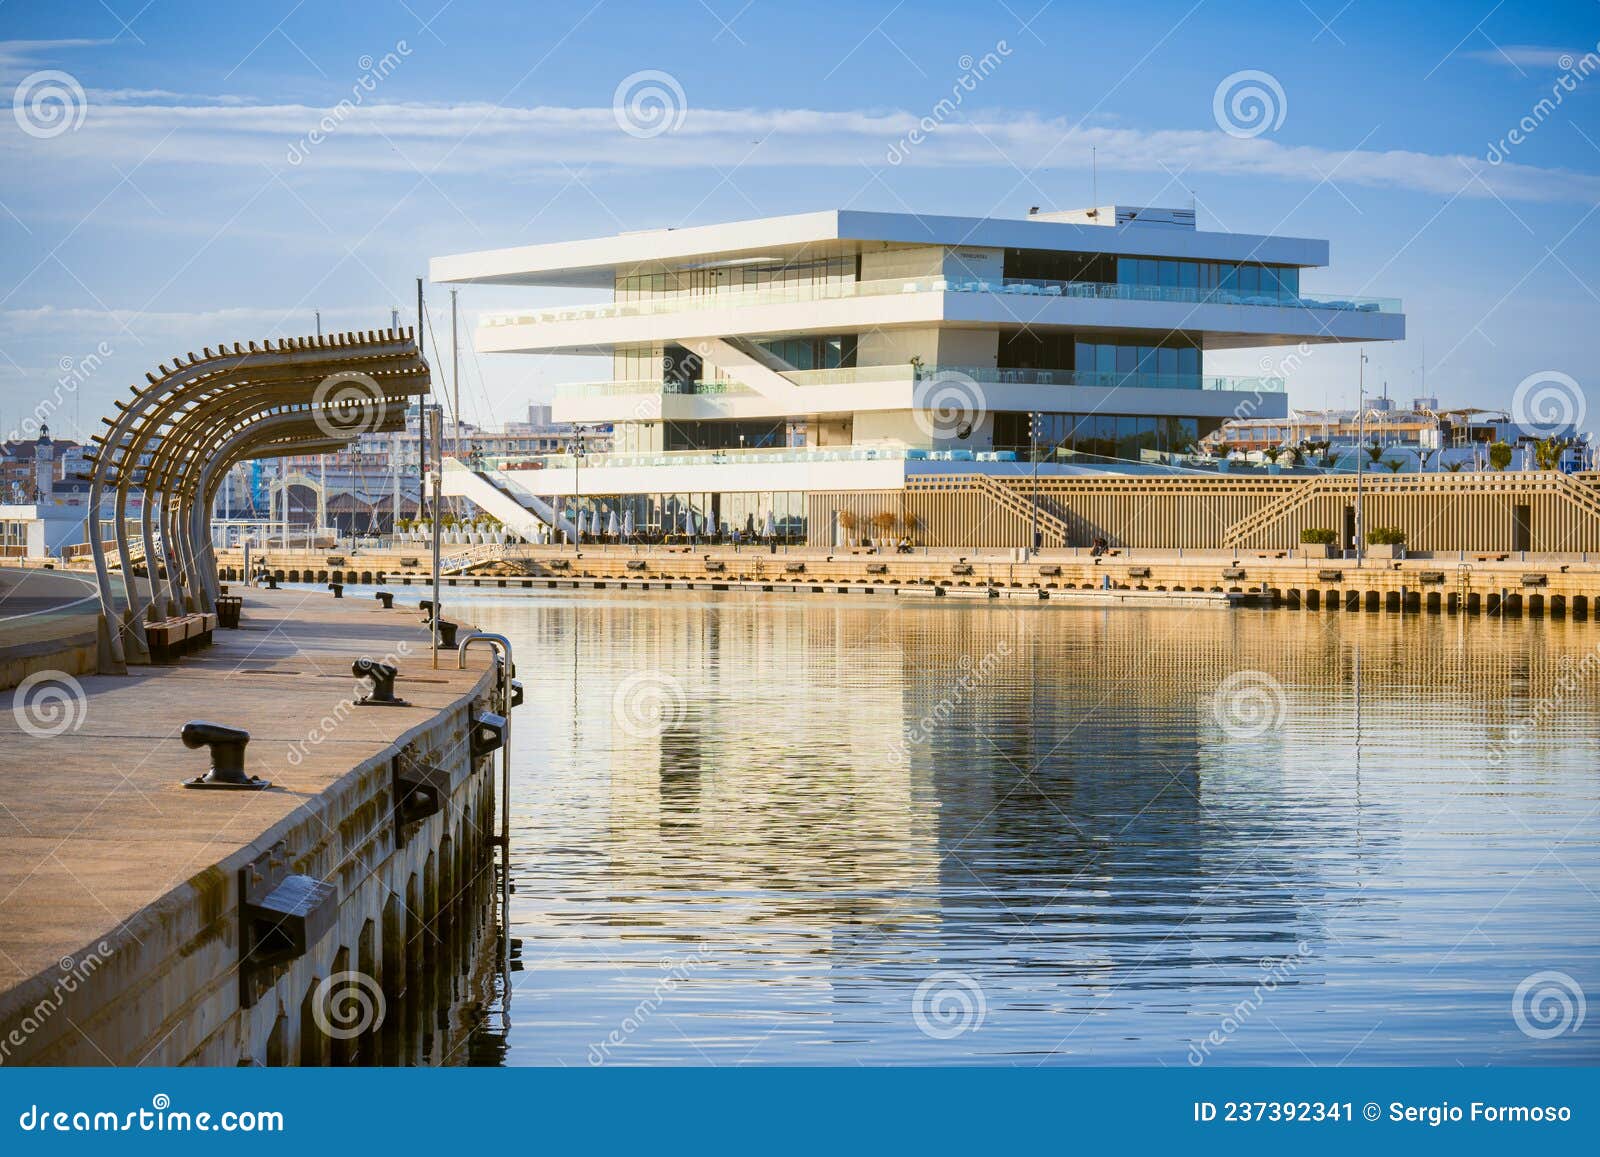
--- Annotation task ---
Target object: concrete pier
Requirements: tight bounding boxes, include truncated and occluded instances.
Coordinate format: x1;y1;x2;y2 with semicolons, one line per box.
0;587;500;1065
214;544;1600;619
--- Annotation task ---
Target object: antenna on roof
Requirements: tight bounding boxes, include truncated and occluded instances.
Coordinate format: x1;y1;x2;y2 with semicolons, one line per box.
1091;147;1098;216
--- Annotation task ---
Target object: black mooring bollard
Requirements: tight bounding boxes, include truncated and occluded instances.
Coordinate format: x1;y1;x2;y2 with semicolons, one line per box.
265;574;280;590
180;721;271;790
436;620;459;648
353;657;408;707
375;590;395;609
329;582;344;599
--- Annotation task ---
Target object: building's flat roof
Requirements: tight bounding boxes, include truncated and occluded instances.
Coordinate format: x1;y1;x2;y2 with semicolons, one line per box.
431;209;1330;288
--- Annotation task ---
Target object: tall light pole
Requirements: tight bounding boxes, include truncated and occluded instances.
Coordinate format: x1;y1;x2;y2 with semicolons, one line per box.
1355;350;1368;562
569;424;588;554
1029;411;1040;557
450;289;461;463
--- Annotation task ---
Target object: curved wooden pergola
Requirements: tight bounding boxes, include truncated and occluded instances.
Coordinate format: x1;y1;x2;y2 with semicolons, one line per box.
82;329;431;668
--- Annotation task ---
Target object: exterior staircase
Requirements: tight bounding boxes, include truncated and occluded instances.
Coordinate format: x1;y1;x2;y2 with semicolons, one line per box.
440;458;574;542
968;474;1073;547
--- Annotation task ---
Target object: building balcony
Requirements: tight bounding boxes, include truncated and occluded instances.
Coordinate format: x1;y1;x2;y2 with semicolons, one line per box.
482;276;1400;329
549;366;1287;425
481;276;1403;356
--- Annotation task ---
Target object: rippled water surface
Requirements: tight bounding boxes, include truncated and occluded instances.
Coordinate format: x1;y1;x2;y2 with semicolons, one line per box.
439;590;1600;1065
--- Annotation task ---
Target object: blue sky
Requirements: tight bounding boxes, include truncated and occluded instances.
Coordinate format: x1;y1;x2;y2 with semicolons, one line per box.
1;0;1597;440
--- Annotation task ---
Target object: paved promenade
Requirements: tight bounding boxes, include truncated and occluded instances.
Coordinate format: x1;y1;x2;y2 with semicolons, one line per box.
0;586;491;997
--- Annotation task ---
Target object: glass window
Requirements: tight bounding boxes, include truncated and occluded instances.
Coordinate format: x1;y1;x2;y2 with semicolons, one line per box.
1238;264;1259;294
1179;262;1199;289
1179;346;1200;377
1279;266;1299;298
1220;263;1238;293
1117;259;1137;285
1115;345;1137;374
1158;260;1180;288
1096;344;1116;375
1260;265;1280;300
1139;259;1159;285
1157;347;1178;378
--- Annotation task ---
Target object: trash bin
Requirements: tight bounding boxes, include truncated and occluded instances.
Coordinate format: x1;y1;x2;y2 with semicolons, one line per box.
216;595;243;629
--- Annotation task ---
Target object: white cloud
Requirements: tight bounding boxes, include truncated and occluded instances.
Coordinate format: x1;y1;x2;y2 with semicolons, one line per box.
1466;44;1595;70
5;96;1598;205
0;38;114;83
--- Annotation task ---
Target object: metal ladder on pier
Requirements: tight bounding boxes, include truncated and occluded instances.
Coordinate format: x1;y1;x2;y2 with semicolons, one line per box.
457;632;519;1023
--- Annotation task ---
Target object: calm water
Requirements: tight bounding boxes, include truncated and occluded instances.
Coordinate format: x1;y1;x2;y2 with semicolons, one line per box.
431;589;1600;1066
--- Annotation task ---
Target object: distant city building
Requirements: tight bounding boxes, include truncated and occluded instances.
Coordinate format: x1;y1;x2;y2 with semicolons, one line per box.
1;425;87;502
1223;399;1592;471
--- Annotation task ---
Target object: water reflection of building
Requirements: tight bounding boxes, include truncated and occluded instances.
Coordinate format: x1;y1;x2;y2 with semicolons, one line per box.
481;597;1596;1062
596;599;941;940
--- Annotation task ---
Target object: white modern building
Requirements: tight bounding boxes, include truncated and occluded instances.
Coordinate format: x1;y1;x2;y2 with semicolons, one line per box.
431;206;1403;541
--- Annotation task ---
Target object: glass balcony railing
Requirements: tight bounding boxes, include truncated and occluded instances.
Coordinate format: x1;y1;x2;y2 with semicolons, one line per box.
483;445;932;473
554;366;1283;400
788;365;1285;392
482;277;1401;327
553;379;754;399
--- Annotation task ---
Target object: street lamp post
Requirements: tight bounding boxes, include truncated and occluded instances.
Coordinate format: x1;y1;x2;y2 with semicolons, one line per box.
1029;411;1040;557
1355;350;1368;563
569;424;588;554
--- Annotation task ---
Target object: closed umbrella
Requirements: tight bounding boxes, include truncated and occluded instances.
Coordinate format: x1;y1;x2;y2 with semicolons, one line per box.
607;509;620;538
763;511;777;540
688;511;699;537
622;509;635;539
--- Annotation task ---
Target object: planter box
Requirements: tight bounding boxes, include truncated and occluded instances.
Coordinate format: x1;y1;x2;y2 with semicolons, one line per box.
1366;543;1405;559
1299;543;1338;559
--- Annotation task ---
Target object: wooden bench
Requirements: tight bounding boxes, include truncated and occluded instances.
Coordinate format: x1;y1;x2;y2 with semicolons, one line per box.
145;612;218;664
